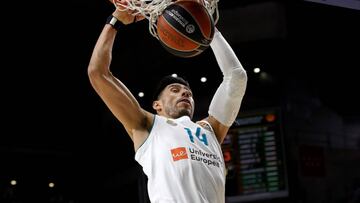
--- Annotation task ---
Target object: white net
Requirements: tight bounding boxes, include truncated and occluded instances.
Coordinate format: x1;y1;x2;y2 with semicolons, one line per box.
114;0;219;39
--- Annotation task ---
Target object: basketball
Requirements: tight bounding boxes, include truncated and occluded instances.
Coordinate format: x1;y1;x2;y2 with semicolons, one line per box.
156;0;215;58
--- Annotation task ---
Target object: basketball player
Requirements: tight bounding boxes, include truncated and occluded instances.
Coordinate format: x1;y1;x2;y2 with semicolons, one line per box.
87;1;247;202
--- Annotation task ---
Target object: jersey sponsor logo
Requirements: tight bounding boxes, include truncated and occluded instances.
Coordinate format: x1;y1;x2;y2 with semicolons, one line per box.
188;147;222;168
171;147;223;168
171;147;188;161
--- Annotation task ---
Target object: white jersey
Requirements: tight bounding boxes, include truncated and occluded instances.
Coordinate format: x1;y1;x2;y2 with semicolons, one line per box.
135;115;226;203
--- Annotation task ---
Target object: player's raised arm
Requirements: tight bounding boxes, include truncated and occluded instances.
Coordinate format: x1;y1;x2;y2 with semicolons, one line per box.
206;28;248;144
87;2;151;145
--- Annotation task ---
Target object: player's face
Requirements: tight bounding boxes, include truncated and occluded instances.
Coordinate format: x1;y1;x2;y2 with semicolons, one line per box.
156;83;194;119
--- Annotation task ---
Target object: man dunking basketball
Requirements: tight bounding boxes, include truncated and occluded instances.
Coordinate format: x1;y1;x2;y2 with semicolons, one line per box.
87;0;247;202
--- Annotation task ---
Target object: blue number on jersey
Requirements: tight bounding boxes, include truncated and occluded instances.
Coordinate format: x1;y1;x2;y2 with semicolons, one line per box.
184;127;208;146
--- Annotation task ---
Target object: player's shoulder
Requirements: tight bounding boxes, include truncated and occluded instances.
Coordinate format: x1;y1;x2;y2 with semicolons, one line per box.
196;119;214;134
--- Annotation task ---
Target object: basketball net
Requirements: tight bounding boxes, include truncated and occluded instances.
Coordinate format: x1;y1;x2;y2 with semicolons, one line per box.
113;0;219;39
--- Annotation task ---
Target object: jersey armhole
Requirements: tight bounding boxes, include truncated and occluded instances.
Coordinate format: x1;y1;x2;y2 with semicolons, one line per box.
135;115;157;154
197;119;225;147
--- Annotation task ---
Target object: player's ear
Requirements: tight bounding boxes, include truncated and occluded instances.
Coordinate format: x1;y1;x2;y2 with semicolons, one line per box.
152;100;162;112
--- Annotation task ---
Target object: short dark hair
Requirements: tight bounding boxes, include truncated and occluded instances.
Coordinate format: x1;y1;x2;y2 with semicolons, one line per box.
152;75;191;101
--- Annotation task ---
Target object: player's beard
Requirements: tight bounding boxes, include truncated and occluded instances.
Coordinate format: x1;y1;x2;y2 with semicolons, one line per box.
165;106;193;119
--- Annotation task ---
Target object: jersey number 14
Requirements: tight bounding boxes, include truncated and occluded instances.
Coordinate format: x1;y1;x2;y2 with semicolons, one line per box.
184;127;208;146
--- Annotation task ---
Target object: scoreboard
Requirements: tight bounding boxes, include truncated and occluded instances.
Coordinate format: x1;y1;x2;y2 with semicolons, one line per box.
223;108;289;202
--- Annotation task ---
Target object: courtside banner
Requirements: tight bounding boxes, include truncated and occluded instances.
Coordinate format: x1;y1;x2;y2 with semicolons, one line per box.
304;0;360;10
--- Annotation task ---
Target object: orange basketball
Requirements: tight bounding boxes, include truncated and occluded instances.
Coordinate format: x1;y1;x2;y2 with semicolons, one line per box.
156;0;215;58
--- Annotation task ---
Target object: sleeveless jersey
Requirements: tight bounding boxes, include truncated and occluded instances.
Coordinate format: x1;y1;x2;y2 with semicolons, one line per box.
135;115;226;203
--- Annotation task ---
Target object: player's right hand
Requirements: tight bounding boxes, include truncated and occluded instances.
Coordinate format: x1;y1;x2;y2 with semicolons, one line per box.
109;0;145;25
